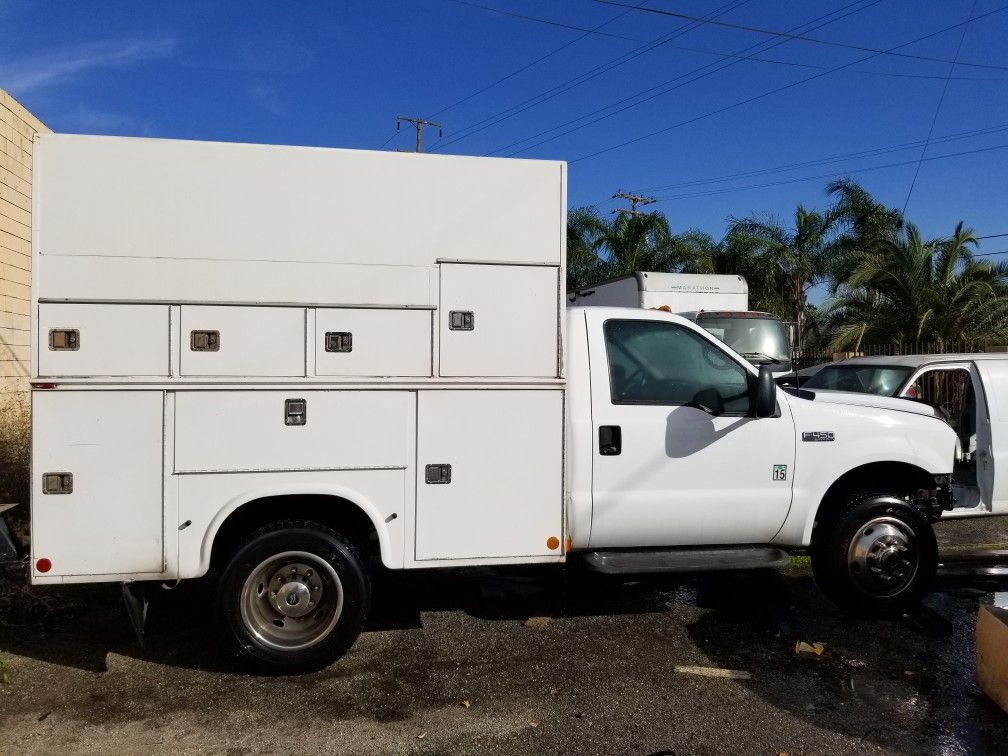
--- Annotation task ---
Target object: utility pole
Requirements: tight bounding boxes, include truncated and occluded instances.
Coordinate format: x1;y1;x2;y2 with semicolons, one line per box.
611;190;656;217
396;116;442;153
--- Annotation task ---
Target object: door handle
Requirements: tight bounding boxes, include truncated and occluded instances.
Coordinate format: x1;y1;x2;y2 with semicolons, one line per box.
599;425;622;456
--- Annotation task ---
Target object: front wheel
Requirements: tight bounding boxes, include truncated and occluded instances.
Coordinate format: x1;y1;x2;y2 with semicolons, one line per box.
215;520;370;674
811;494;937;615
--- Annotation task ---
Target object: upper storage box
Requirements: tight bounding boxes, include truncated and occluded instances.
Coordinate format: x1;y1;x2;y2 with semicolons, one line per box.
315;308;432;377
34;135;565;309
438;263;559;378
38;303;169;377
180;306;305;377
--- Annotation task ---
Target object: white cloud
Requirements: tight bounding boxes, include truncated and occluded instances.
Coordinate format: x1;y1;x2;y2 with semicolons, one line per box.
58;105;155;136
3;37;177;95
248;83;286;116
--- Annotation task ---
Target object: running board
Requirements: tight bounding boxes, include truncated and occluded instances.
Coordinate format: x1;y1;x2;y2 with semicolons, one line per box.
582;547;791;575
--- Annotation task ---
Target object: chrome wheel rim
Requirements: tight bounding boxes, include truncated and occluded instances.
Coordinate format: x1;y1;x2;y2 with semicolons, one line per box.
240;551;343;651
847;516;919;598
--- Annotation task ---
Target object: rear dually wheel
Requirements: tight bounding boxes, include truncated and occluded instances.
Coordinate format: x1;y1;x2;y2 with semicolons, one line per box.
215;520;370;674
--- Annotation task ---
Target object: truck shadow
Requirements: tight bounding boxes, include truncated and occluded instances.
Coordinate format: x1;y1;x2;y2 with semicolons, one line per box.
1;565;1006;751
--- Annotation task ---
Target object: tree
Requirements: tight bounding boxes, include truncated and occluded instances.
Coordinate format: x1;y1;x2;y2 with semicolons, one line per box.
565;207;703;289
825;178;903;290
821;222;1008;350
723;206;840;333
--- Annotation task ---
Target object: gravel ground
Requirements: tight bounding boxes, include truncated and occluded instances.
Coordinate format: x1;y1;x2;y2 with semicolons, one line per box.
0;517;1006;755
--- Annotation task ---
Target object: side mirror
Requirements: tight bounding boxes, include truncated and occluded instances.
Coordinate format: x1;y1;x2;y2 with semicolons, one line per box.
753;363;777;418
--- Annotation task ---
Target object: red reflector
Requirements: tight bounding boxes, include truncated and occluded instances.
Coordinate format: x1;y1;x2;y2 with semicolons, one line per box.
36;558;52;573
32;382;58;390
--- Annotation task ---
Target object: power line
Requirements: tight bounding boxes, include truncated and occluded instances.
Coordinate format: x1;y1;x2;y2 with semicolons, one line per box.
902;0;976;214
443;1;1002;89
571;4;1008;164
375;1;640;149
493;0;886;157
976;249;1008;257
432;0;642;118
429;0;753;151
594;0;1008;72
636;122;1008;194
977;233;1008;241
647;142;1008;202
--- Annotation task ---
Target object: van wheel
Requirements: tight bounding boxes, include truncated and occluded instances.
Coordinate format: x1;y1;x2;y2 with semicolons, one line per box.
215;520;370;674
811;494;937;615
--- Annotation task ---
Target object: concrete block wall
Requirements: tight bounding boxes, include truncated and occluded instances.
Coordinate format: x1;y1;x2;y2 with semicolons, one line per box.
1;89;48;398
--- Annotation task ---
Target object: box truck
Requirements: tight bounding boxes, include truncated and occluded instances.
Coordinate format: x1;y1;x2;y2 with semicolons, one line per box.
570;272;793;374
8;134;990;674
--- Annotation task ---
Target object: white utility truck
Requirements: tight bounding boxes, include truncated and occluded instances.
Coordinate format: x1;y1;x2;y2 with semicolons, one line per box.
569;272;793;375
13;134;998;674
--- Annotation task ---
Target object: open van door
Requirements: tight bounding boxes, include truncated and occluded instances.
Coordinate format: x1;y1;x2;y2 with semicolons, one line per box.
971;362;998;513
901;361;999;515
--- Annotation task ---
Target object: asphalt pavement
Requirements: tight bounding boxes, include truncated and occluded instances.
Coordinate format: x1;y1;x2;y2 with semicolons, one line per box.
0;517;1006;755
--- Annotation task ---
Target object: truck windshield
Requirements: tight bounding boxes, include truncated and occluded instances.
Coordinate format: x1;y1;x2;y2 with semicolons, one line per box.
803;365;914;396
695;315;791;366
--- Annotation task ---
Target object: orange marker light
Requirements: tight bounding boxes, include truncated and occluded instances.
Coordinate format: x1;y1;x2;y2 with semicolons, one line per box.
546;536;560;551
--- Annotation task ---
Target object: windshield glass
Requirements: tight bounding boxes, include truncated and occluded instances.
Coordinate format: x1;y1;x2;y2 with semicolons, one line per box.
695;315;791;365
803;365;914;396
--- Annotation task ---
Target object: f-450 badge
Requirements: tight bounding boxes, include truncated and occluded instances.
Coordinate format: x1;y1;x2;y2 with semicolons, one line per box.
802;431;835;442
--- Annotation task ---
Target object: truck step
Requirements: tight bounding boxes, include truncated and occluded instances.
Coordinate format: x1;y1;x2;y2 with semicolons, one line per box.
582;546;791;575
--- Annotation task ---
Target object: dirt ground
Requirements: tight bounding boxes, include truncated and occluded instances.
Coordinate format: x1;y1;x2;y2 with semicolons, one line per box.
0;517;1006;755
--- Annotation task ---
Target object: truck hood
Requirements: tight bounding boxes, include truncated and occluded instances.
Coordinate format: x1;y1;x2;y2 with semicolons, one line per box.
798;389;941;419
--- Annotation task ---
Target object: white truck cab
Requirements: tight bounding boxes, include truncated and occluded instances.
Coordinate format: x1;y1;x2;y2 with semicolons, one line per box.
10;135;964;674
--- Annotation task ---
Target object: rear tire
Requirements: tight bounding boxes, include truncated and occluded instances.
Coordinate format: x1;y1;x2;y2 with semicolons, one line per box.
811;493;937;615
214;520;370;674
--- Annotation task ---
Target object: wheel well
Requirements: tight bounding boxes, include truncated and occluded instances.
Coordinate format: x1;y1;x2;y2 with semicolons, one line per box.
815;462;937;528
209;494;381;568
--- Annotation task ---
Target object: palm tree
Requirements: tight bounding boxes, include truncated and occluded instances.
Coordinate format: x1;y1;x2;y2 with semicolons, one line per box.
724;206;840;341
821;222;1008;350
825;178;903;289
565;207;704;289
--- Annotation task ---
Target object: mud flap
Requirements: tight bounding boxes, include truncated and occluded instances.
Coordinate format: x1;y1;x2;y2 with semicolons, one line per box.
121;582;149;649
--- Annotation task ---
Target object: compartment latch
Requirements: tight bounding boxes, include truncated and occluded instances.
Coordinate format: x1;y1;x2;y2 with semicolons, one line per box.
449;311;474;331
190;330;220;352
42;472;74;495
325;331;353;352
48;329;79;351
424;464;452;484
284;398;307;426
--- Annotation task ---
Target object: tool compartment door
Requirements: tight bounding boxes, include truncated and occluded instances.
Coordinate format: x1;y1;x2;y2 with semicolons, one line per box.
38;303;169;377
415;389;563;561
438;263;559;378
315;308;432;377
31;391;164;577
180;305;305;377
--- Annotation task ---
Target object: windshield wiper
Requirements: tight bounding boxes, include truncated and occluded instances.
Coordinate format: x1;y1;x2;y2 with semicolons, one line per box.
742;352;785;364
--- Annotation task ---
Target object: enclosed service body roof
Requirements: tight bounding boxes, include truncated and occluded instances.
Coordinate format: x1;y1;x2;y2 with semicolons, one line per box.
33;134;565;307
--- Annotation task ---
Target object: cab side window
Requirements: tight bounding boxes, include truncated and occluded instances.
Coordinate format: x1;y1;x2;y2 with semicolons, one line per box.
603;319;751;414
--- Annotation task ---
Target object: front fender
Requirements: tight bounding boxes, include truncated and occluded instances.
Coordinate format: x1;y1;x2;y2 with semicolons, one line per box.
773;403;956;547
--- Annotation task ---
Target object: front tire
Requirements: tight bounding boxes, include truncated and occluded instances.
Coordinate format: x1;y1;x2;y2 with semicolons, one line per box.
811;494;937;615
215;520;370;674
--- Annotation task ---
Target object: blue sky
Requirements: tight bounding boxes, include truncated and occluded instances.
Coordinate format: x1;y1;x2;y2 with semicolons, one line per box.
4;0;1008;277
